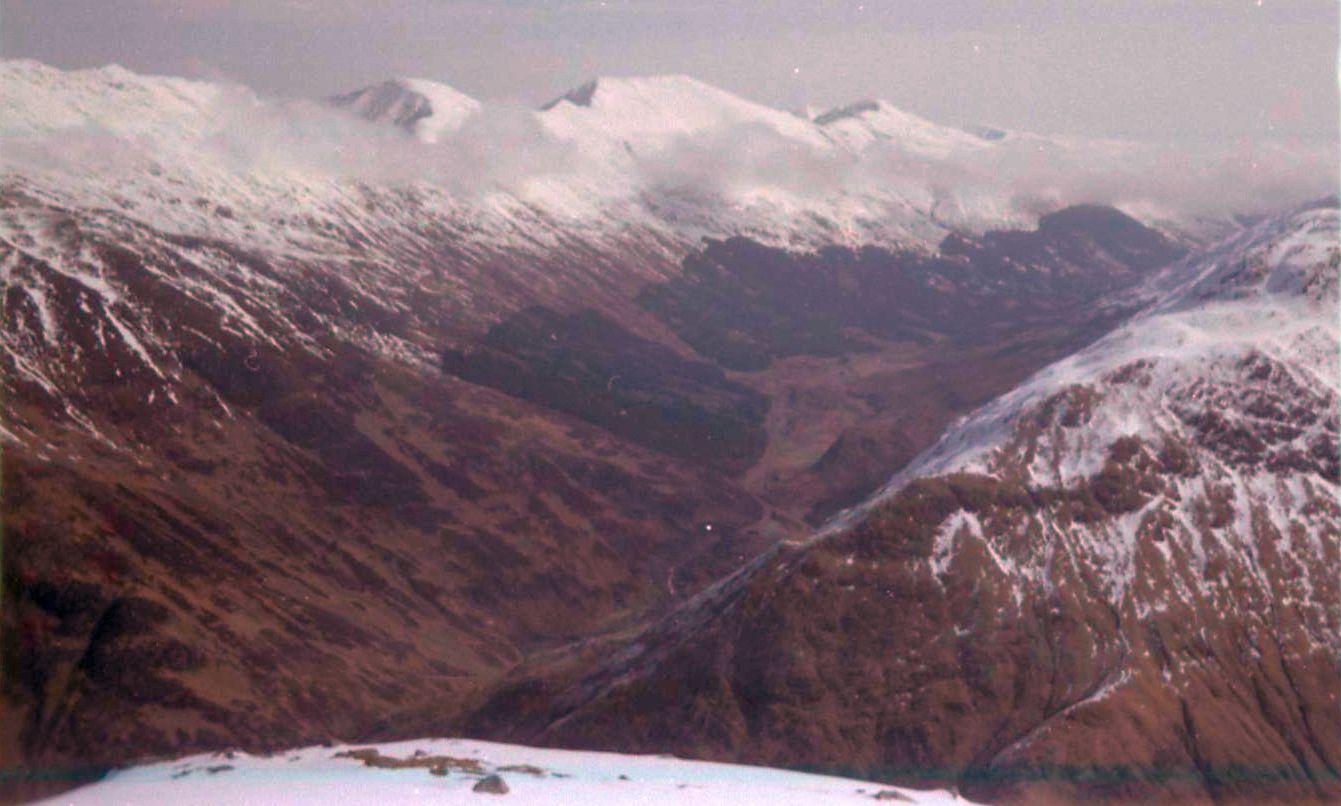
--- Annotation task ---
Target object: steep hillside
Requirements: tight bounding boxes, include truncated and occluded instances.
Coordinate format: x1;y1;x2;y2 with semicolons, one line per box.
467;200;1340;806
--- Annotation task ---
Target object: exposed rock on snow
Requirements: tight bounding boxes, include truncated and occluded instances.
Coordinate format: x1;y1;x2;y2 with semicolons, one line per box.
329;77;480;143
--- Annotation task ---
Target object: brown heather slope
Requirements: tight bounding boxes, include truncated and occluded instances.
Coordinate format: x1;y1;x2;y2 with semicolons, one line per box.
1;190;1184;799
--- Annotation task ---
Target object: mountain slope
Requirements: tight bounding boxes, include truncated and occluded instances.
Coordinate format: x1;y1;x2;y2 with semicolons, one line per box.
467;200;1340;806
6;60;1333;806
1;62;1200;800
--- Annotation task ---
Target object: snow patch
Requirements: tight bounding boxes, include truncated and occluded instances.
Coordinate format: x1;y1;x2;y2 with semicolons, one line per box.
36;738;978;806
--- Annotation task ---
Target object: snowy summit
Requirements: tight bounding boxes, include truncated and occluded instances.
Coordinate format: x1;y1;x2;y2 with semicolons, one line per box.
328;77;480;143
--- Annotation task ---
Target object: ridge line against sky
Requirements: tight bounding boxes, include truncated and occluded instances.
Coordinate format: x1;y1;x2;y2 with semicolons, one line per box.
2;0;1338;144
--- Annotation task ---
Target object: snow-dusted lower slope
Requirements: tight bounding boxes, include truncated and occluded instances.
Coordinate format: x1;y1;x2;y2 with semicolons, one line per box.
36;739;977;806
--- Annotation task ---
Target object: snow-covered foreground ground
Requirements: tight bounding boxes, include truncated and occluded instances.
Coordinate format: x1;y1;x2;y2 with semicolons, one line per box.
35;738;977;805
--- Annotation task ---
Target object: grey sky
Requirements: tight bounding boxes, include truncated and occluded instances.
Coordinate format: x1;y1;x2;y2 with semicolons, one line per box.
2;0;1336;142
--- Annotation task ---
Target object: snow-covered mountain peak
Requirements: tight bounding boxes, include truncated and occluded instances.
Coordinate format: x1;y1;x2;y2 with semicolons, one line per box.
538;74;829;149
327;76;479;143
540;77;600;109
0;58;243;139
814;97;986;156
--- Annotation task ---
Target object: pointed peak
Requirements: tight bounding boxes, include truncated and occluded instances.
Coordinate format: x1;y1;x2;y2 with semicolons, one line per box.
542;78;599;110
329;76;476;109
328;76;479;143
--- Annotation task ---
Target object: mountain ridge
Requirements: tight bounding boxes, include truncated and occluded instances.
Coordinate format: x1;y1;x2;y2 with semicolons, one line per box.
4;59;1332;261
